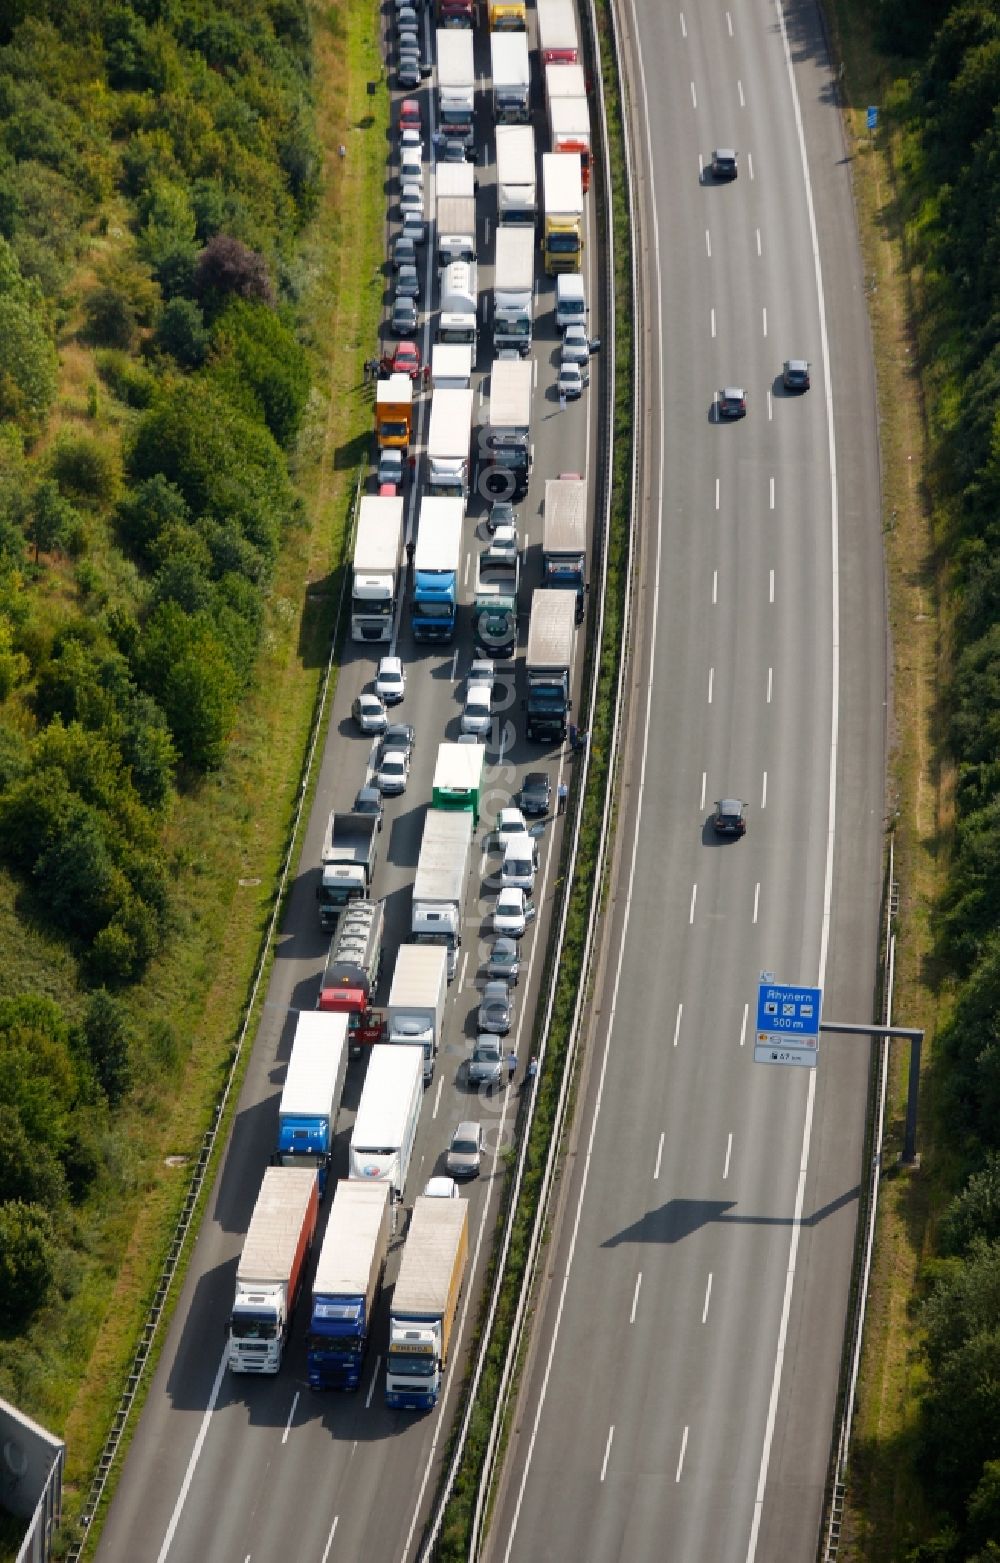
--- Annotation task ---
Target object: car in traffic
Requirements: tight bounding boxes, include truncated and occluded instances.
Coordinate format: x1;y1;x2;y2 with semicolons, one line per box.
710;147;738;180
395;264;420;300
352;692;388;734
377;448;403;488
400;98;421;134
501;835;538;892
439;136;471;165
461;682;492;737
380;722;415;762
392;339;421;379
487;935;520;984
493;886;535;938
712;798;748;837
718;386;747;420
494;806;529;847
561;324;594;365
782;358;811;392
469;657;495;689
517;771;552;817
401;210;426;246
487;521;518;562
353;783;384;831
487;499;517;536
446;1121;483;1178
391;296;419;335
557;360;589;400
468;1034;503;1091
478;980;513;1035
375;746;410;795
393;233;418;271
396;5;418;32
399;184;424;224
375;654;406;705
397;56;420;89
423;1175;459;1198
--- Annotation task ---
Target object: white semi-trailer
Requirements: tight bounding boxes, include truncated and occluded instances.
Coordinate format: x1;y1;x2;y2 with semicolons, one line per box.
351;495;403;642
411;807;474;979
387;944;449;1082
348;1044;424;1199
493;225;535;356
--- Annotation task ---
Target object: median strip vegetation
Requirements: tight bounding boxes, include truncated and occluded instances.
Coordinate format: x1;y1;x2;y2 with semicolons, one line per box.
433;1;634;1554
0;0;386;1552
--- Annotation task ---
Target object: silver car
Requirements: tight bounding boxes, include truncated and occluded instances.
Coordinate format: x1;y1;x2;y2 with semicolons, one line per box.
468;1035;503;1091
487;936;520;984
446;1121;483;1179
375;747;409;795
478;980;513;1035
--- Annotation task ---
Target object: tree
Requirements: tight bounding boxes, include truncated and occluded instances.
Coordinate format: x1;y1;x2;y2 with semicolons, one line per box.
0;1106;65;1209
0;1201;56;1329
115;474;191;564
136;601;239;769
194;234;275;317
155;297;209;368
27;479;77;562
81;989;133;1106
0;293;58;432
211;298;310;448
941;1154;1000;1255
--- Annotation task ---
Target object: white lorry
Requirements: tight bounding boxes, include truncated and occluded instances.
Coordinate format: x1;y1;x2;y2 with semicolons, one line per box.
436;195;477;267
525;588;577;743
385;1197;469;1410
493;225;535;356
483;357;533;502
426;387;474;498
543;473;587;619
351;495;404;643
348;1043;424;1199
491;31;530;124
411;807;474;979
227;1166;319;1374
273;1011;349;1196
542;151;584;274
411;494;464;644
496;124;537;226
387;944;449;1082
431;343;474;390
436;30;475;150
307;1181;392;1391
435;162;476;201
438;259;478;348
536;0;580;63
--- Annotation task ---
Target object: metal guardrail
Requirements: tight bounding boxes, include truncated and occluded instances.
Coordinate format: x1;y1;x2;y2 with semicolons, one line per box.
65;478;363;1562
414;0;641;1552
821;834;897;1560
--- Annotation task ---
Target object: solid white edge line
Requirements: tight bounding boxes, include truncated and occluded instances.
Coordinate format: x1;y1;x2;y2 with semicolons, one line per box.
745;0;840;1557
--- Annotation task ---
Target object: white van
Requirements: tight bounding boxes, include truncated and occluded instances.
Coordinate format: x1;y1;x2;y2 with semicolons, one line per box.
461;683;492;737
555;273;586;331
501;834;538;892
401;146;424;187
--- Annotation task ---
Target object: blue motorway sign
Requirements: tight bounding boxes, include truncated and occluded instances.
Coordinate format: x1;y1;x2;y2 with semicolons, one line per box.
867;105;878;130
756;980;822;1039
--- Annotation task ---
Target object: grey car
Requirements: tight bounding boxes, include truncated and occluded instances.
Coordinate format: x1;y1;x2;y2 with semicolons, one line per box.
354;783;384;831
398;57;420;89
468;1035;504;1091
518;771;552;817
391;296;418;335
380;721;415;761
487;936;520;984
377;448;403;488
711;147;738;180
396;264;420;300
393;234;418;270
782;358;811;392
446;1121;483;1179
478;980;513;1035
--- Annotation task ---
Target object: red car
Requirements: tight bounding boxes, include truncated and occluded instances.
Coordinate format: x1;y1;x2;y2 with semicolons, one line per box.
400;98;421;133
392;340;422;381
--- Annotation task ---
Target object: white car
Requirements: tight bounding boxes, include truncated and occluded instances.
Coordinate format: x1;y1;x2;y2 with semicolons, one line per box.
400;127;423;152
375;655;406;705
500;834;538;892
461;682;492;737
561;324;592;364
375;747;409;795
352;692;388;734
400;183;424;223
493;886;536;939
494;806;529;847
558;360;589;400
469;657;495;688
423;1175;459;1198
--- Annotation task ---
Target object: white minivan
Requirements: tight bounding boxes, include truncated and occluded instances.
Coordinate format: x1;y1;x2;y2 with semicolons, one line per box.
401;146;424;187
555;273;586;331
501;834;538;892
461;682;492;737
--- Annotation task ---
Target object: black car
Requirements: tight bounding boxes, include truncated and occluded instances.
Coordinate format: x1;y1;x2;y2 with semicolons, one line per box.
710;148;738;180
782;358;811;392
518;771;552;817
713;798;748;837
487;500;516;535
718;386;747;420
354;784;384;831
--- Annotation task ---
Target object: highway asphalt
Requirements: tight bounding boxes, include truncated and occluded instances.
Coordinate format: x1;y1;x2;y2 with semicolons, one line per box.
485;2;884;1561
93;11;602;1563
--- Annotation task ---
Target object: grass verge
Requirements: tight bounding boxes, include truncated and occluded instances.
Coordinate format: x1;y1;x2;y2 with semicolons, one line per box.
819;5;948;1559
432;3;635;1555
28;2;390;1555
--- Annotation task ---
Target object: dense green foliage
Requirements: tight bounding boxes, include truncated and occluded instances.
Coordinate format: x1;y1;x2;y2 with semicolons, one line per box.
875;1;1000;1555
0;0;317;1339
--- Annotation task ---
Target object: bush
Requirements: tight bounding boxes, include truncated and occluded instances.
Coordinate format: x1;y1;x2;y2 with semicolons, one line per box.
155;297;208;368
136;601;240;770
0;1107;66;1209
194;234;275;317
81;989;133;1106
48;432;122;510
211;297;310;448
83;285;137;349
95;349;156;409
0;292;58;432
0;1201;56;1329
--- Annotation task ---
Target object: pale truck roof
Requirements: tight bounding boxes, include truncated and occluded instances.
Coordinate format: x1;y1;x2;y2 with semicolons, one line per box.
312;1181;391;1299
542;152;584;216
543;476;587;554
279;1013;349;1118
489;358;532;430
436;28;474;85
489;30;529;87
376;374;412;408
526;589;577;669
355;497;404;572
432;343;473;387
413;807;474;904
496;124;536;185
435;162;476;200
433;740;485;799
392;1197;469;1317
494;226;535;292
351;1044;423;1149
549;97;591;140
545;61;586;100
426;389;474;460
237;1166;317;1285
414;496;464;570
388;943;449;1011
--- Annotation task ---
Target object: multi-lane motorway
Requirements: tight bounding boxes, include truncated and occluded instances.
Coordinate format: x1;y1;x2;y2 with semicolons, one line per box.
94;11;599;1562
485;1;884;1561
